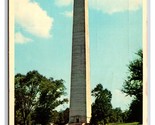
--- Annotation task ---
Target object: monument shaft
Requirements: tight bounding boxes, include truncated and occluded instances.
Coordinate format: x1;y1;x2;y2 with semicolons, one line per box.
69;0;91;124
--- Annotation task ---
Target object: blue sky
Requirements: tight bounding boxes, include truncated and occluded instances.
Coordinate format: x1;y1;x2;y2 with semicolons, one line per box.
15;0;142;111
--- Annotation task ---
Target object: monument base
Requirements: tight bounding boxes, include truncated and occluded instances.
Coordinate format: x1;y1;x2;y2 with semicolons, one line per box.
69;115;91;124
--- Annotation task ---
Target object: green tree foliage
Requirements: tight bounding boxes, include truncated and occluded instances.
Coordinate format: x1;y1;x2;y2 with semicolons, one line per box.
32;107;52;125
121;110;130;123
127;99;142;123
122;49;143;101
61;108;69;124
122;49;143;123
15;70;68;125
51;110;60;124
110;108;123;123
55;108;69;125
90;84;112;125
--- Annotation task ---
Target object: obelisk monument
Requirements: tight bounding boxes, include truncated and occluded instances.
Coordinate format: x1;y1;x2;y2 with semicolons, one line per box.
69;0;91;124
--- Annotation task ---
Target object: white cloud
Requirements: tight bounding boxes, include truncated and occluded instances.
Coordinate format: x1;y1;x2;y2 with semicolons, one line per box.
112;89;133;110
15;0;53;38
89;0;142;14
15;32;32;44
62;11;73;17
55;0;72;6
55;0;141;14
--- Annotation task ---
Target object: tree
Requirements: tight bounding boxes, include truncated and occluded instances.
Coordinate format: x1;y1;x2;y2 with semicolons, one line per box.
60;108;69;124
33;77;68;125
127;99;142;123
15;70;68;125
90;84;112;125
122;49;143;101
15;72;41;125
121;110;130;123
49;108;69;125
110;108;123;123
55;108;69;125
122;49;143;123
51;110;60;124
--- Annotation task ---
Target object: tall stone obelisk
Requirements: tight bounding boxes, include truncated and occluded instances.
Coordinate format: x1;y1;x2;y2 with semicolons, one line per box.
69;0;91;124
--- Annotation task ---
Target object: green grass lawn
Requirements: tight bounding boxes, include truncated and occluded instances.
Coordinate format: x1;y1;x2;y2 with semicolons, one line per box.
107;122;140;125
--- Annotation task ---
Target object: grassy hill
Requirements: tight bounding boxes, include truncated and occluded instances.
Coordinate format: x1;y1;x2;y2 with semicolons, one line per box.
107;122;140;125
